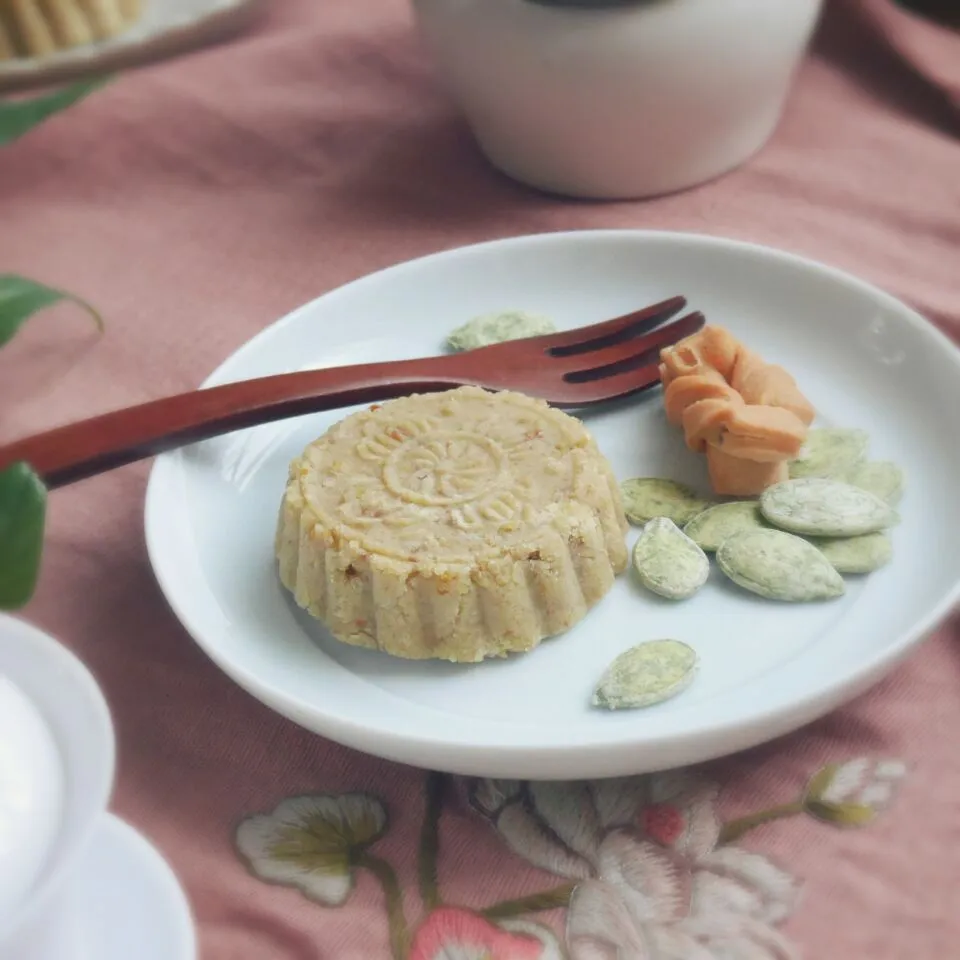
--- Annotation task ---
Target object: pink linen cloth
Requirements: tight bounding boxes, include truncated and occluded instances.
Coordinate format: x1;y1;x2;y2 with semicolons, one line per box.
1;1;959;957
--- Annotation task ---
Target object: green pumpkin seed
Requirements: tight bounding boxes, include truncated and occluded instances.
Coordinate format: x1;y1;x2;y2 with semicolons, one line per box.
845;460;904;505
446;309;556;351
632;517;709;600
683;501;767;552
593;639;698;710
717;528;846;601
789;428;870;479
620;478;712;527
760;478;896;537
812;532;892;574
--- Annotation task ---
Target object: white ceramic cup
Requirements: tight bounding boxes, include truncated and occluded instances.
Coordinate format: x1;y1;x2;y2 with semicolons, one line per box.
0;615;115;960
411;0;825;199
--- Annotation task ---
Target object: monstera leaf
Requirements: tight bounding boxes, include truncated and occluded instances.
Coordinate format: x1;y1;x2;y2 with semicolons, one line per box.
0;274;102;348
0;276;105;609
0;73;111;609
0;463;46;609
0;76;109;146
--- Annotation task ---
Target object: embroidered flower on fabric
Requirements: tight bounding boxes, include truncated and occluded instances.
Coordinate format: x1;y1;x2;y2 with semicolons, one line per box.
409;907;564;960
233;761;905;960
803;758;907;826
471;773;801;960
235;793;387;905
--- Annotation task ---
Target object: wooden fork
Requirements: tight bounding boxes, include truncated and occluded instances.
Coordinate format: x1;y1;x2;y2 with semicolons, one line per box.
0;296;703;488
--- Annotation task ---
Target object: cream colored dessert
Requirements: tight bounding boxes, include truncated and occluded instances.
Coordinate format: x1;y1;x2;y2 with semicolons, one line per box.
276;386;628;662
0;0;142;60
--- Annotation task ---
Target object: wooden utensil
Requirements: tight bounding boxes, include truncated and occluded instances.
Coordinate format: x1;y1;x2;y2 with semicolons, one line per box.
0;296;702;488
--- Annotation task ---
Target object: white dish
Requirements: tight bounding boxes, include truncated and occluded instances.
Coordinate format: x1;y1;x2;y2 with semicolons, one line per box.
68;814;196;960
0;676;64;920
146;230;960;779
0;622;192;960
0;615;114;955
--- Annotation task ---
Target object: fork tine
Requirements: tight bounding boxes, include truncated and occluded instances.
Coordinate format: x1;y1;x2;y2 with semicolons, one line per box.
536;295;687;354
550;311;705;376
552;364;665;407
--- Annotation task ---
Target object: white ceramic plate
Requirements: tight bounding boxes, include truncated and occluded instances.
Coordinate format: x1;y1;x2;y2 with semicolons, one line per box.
145;231;960;779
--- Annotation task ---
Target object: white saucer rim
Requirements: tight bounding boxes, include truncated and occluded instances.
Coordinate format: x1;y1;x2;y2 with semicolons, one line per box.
79;812;197;960
0;615;116;943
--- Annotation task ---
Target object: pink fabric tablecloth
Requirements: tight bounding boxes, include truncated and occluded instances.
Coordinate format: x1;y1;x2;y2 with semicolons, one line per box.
2;1;959;957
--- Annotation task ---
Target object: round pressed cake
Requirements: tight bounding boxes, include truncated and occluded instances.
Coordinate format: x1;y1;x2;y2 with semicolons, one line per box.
275;386;628;661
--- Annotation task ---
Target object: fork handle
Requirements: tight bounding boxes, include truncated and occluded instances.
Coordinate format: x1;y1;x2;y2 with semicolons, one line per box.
0;357;466;489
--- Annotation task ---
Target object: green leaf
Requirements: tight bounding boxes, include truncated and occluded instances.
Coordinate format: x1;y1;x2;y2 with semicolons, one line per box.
0;274;103;348
0;463;47;610
0;76;110;147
